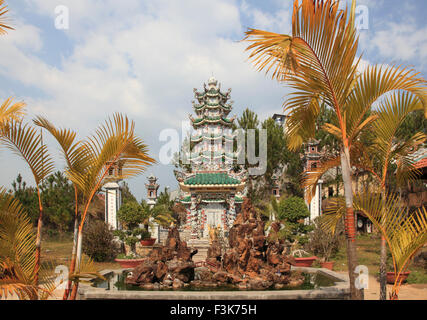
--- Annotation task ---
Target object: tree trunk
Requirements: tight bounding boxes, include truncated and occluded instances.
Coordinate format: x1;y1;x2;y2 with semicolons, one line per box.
34;212;42;288
63;217;79;300
70;227;83;300
379;236;387;300
340;148;364;300
34;189;43;297
379;189;388;300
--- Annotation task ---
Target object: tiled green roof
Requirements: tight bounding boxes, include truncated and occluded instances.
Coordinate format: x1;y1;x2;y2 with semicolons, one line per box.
192;116;234;126
180;196;191;203
184;173;241;186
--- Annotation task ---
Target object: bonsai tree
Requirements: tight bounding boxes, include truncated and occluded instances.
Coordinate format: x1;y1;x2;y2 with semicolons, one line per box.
277;197;313;246
263;196;314;256
115;201;147;257
307;216;344;262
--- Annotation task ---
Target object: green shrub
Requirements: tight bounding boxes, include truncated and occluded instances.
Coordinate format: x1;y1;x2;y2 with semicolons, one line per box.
83;219;120;262
117;201;144;228
277;197;313;244
307;216;344;262
407;271;427;284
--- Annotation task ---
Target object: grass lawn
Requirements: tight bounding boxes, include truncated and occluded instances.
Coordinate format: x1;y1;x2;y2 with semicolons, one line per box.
328;234;427;283
41;233;121;272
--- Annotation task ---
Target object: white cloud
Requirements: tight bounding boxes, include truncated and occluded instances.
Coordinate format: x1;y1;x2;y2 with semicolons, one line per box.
369;22;427;62
0;0;291;196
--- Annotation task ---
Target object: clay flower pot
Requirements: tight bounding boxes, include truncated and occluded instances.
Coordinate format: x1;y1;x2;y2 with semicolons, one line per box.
140;238;156;246
294;256;318;267
115;258;145;268
386;271;411;285
320;261;334;271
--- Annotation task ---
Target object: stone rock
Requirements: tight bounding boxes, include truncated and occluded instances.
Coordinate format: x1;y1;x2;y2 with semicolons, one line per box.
172;278;184;290
154;261;168;281
126;226;196;287
127;199;302;291
274;283;285;290
207;240;222;261
201;198;300;290
213;271;232;283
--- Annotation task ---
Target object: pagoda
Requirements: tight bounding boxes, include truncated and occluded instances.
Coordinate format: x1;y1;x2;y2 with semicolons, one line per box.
175;77;247;240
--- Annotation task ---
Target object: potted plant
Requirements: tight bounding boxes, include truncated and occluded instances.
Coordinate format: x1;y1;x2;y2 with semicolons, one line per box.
292;249;318;267
113;229;146;268
139;229;156;246
263;196;316;267
385;253;411;284
307;216;344;271
386;271;411;285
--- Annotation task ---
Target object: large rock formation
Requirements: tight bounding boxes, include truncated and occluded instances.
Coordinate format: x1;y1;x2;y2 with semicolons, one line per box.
208;198;299;290
126;198;303;290
126;227;198;289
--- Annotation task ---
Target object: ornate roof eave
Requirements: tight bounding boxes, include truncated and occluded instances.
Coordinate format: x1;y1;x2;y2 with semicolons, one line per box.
179;182;246;193
191;118;234;127
193;103;232;112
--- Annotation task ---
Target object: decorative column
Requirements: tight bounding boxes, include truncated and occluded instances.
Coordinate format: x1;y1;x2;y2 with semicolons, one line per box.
228;194;236;229
190;194;199;239
222;209;227;231
104;182;121;230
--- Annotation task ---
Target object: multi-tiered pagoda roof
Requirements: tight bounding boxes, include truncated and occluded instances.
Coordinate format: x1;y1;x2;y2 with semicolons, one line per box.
176;78;246;234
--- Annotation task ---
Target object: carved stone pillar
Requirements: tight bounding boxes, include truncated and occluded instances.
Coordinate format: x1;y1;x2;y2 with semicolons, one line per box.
228;194;236;229
190;194;199;239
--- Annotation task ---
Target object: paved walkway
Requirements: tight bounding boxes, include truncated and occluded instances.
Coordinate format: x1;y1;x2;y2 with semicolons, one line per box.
337;272;427;300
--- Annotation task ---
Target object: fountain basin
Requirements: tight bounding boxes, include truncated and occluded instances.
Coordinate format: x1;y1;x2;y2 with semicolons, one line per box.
77;266;350;300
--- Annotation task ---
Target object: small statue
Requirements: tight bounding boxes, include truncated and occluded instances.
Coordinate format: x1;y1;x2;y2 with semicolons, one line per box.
208;225;219;244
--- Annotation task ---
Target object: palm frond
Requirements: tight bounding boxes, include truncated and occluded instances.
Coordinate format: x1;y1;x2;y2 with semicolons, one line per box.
66;114;155;202
69;255;105;285
302;155;341;203
353;194;427;273
0;121;54;185
244;0;360;149
0;190;56;300
33;116;91;175
345;65;427;142
0;0;13;35
0;98;26;126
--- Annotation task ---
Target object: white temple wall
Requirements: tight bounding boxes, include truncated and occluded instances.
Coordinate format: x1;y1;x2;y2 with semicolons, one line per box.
105;187;120;230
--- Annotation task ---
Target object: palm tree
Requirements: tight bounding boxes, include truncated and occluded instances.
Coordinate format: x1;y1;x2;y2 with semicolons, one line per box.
66;113;155;300
243;0;427;299
322;194;427;300
33;116;91;300
364;93;426;299
0;121;54;286
307;92;426;299
0;190;55;300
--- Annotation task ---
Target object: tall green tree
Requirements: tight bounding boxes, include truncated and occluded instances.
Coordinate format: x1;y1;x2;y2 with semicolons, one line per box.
10;174;39;224
243;0;427;299
120;181;137;203
262;118;286;185
40;171;75;233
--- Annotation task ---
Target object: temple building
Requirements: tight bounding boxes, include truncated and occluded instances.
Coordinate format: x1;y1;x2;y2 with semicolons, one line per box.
303;139;323;221
175;77;247;240
103;161;123;230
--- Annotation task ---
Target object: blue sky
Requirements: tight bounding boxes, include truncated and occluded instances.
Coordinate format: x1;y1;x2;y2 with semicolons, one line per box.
0;0;426;201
